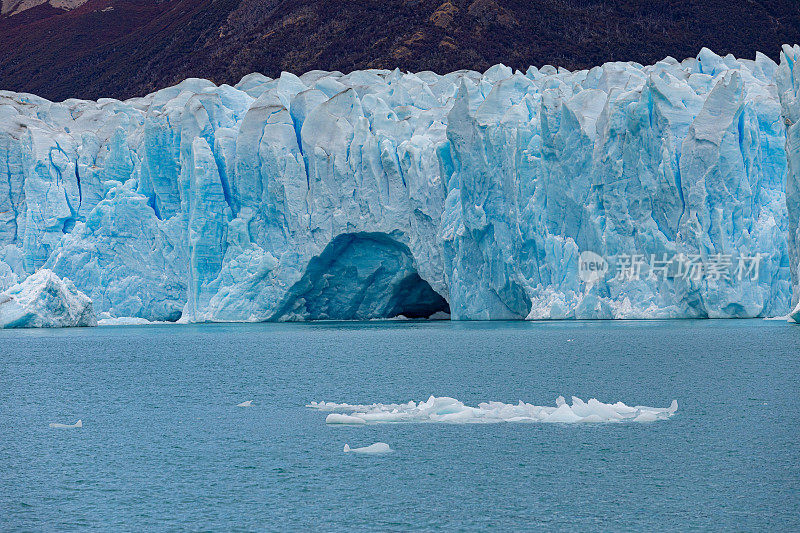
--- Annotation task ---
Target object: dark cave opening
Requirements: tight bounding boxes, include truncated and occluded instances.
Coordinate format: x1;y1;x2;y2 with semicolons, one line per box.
275;232;450;321
388;273;450;319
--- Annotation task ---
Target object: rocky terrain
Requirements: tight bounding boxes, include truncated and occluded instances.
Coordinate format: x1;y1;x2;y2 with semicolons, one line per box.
1;0;799;101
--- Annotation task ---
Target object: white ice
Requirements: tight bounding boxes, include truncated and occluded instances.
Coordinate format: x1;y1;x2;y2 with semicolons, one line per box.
310;396;678;424
0;270;96;328
325;413;368;425
49;420;82;428
236;400;253;407
97;316;169;326
2;46;799;325
343;442;392;454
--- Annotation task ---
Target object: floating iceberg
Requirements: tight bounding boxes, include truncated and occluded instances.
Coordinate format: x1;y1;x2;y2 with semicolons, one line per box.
325;413;368;425
343;443;392;454
310;395;678;424
1;46;799;322
49;420;82;429
0;269;96;328
236;400;253;407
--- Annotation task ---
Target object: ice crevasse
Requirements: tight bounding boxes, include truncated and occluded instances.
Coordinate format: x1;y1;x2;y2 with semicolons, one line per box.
1;46;800;323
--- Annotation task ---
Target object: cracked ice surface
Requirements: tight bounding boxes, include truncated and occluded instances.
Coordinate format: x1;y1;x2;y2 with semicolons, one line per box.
0;268;96;328
777;44;800;322
309;396;679;424
1;46;799;322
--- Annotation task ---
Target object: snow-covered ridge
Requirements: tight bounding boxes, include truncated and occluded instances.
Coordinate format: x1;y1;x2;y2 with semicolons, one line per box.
1;0;87;16
1;46;799;323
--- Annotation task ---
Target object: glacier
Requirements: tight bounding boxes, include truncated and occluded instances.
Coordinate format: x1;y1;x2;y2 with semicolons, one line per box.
1;46;800;323
778;45;800;321
0;268;96;328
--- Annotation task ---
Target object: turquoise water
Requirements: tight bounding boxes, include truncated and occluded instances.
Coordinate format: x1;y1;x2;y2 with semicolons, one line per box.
1;320;798;531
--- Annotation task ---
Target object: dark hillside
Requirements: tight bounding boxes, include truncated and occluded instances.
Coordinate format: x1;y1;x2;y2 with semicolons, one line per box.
1;0;798;101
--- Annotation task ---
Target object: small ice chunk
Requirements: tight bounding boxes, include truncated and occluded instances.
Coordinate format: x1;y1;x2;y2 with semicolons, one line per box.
419;396;464;416
357;411;409;422
326;413;367;424
570;396;593;417
543;403;582;423
667;399;678;414
633;411;659;422
505;416;536;422
49;420;82;429
435;408;476;422
611;401;638;414
237;400;253;407
587;398;625;420
343;442;392;454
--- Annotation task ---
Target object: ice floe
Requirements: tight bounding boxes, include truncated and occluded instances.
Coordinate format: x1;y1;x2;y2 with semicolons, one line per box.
49;420;82;429
310;395;678;424
343;443;392;454
325;413;368;425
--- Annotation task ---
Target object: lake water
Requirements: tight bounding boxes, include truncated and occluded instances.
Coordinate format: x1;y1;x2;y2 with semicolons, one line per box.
1;320;798;531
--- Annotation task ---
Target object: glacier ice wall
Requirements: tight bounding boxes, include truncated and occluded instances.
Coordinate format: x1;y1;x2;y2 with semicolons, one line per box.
0;47;797;322
777;44;800;321
0;268;96;328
